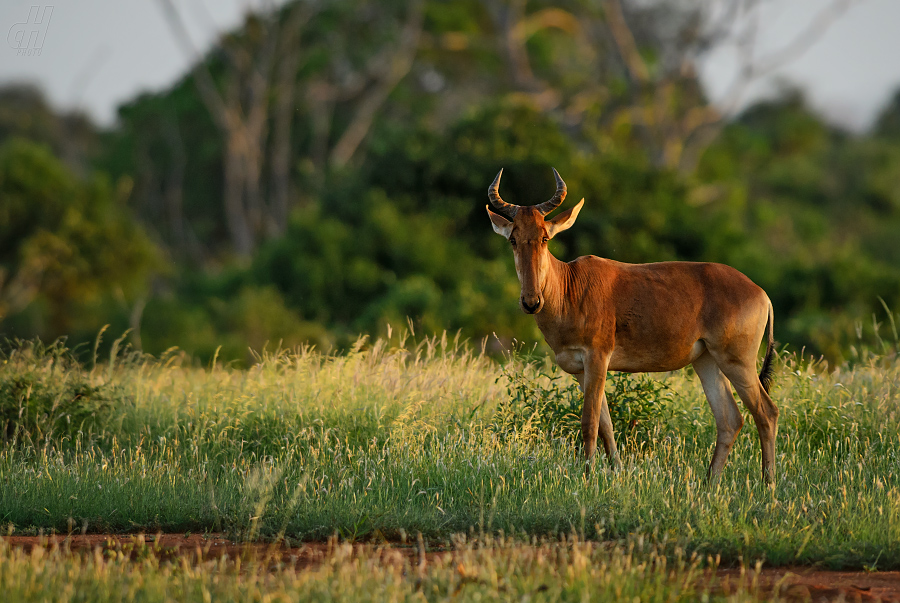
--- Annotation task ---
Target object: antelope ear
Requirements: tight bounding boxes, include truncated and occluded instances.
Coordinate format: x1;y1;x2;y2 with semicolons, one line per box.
486;205;513;238
546;198;584;238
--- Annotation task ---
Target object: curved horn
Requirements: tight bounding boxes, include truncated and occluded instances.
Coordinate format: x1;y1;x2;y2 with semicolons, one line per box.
487;169;519;217
534;168;567;215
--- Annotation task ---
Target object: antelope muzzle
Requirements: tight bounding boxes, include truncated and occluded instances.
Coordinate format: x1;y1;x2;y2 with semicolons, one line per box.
520;293;543;314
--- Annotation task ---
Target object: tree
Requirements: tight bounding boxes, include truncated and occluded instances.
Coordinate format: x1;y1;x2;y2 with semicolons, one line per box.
155;0;424;256
0;84;97;175
0;139;160;336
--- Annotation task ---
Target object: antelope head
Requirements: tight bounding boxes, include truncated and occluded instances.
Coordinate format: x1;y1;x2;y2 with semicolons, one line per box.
485;168;584;314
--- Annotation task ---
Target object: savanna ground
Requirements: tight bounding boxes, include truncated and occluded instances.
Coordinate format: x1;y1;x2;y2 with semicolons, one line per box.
0;333;898;601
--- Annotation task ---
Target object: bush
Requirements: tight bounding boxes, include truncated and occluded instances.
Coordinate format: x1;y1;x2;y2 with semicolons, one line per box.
604;370;670;438
0;339;115;441
492;357;670;444
491;361;583;442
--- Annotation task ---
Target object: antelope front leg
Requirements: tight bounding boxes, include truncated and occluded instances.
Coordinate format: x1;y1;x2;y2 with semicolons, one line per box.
581;355;621;471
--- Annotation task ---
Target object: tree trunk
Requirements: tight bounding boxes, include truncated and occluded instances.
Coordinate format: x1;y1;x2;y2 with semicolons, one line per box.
223;140;254;256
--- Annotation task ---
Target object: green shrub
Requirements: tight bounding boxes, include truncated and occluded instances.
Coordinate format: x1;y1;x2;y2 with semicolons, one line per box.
491;361;582;442
492;357;670;444
604;370;670;438
0;339;114;441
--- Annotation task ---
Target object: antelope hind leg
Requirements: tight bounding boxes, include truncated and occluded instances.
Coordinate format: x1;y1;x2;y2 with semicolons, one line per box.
714;359;779;484
693;351;743;483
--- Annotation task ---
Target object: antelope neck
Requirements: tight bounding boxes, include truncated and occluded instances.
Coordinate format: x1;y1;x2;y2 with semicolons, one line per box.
536;252;574;319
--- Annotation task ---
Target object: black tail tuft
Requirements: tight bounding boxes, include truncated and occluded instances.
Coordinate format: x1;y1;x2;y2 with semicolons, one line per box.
758;303;775;394
759;338;775;394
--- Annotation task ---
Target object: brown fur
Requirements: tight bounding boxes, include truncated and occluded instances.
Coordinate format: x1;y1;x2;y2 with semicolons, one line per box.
487;198;779;483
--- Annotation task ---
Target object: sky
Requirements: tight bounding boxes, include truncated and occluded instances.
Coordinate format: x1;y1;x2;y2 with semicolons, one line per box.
1;0;899;131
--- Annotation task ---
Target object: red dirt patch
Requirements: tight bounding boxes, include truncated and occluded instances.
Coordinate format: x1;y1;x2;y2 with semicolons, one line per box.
717;567;900;602
3;535;899;601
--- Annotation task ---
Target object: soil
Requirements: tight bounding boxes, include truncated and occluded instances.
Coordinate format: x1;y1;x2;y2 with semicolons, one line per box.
3;534;899;602
716;567;900;602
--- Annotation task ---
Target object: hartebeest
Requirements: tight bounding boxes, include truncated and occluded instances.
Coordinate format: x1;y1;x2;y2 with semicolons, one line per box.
486;169;779;482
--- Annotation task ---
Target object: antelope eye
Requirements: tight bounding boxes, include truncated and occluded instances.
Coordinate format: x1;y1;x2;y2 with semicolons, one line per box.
509;237;516;246
542;237;549;244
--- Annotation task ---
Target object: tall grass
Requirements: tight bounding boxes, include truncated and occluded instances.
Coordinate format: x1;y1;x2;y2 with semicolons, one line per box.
0;334;897;569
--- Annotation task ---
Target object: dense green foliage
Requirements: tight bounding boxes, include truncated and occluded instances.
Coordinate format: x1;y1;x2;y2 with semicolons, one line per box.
492;358;669;442
0;338;897;571
0;139;159;338
1;1;900;363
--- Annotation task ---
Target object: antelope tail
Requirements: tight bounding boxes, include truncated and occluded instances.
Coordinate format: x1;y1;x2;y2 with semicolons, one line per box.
758;302;775;394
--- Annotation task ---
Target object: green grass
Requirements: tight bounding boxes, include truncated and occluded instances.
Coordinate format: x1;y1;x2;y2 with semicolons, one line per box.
0;335;898;570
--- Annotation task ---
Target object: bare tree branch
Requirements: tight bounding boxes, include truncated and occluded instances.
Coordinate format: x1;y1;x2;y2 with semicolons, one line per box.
156;0;231;132
717;0;852;116
753;0;853;76
156;0;293;255
675;0;856;172
329;1;424;168
603;0;650;85
593;0;855;173
502;0;537;89
156;0;256;253
270;1;316;234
